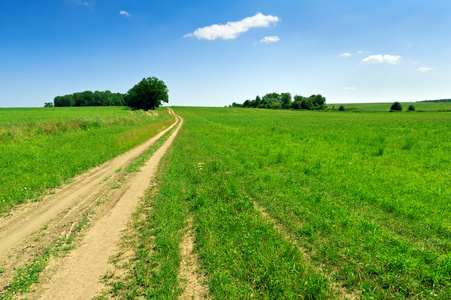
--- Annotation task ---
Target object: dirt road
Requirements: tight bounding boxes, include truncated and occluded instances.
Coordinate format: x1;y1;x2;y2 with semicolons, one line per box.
0;108;183;299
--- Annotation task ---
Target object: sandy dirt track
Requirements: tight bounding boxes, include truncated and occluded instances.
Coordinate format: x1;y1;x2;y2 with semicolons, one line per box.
0;108;182;299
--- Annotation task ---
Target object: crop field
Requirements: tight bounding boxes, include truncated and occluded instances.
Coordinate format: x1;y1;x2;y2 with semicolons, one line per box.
0;106;174;213
113;107;451;299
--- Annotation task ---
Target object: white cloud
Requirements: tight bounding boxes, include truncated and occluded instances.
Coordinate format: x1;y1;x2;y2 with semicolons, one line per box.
340;52;352;57
67;0;93;5
343;87;356;90
361;54;402;65
184;12;279;40
120;10;130;17
416;67;433;72
357;50;363;55
261;36;280;43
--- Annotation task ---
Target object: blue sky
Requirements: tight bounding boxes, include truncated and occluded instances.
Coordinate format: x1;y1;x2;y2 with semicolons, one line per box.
1;0;450;107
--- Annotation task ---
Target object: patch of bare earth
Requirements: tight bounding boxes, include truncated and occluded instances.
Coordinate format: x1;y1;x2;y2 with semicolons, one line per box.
253;201;360;300
178;216;210;300
0;109;181;299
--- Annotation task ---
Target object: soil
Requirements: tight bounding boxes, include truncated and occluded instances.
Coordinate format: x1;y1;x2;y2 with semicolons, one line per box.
178;216;210;299
0;108;182;299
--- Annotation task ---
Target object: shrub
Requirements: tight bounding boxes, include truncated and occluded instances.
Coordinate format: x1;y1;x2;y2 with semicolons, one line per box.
338;105;345;111
408;105;415;111
390;102;403;111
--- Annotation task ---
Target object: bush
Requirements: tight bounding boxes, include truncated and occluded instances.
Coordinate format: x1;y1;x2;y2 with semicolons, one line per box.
338;105;345;111
390;102;403;111
408;105;415;111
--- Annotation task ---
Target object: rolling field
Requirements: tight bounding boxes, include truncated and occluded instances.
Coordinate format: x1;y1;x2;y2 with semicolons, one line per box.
0;106;174;213
111;106;451;299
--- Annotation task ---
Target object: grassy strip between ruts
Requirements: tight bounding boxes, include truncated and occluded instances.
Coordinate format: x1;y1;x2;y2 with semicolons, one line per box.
0;108;173;214
0;112;178;299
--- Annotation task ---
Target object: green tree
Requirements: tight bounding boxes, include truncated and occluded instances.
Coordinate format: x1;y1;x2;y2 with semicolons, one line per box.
44;102;54;107
390;102;403;111
408;104;415;111
281;93;292;109
125;77;169;110
301;99;313;110
338;105;345;111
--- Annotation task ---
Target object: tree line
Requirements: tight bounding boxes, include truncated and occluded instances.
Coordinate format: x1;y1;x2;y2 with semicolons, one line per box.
230;93;326;110
54;90;126;107
51;77;169;110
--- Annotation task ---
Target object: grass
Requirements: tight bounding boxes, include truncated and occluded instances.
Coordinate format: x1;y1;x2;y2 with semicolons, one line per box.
330;101;451;112
112;106;449;299
0;106;134;124
2;104;450;298
0;107;174;214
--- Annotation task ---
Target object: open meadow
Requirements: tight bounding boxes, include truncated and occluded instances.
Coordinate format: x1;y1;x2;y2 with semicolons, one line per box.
113;106;450;299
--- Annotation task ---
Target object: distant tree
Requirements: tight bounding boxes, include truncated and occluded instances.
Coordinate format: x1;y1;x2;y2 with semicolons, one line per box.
301;99;313;110
309;94;326;110
281;93;292;109
243;100;251;107
408;104;415;111
254;95;262;108
44;102;54;107
267;98;282;109
125;77;169;110
390;102;403;111
262;93;281;108
293;101;302;110
338;105;345;111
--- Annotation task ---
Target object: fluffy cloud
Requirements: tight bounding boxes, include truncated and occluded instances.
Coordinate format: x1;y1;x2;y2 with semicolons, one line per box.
261;36;280;43
119;10;130;17
184;13;279;40
361;54;402;65
340;52;352;57
416;67;433;72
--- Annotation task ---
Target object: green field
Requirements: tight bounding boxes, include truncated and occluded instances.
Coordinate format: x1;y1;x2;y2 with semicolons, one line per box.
1;105;450;298
332;101;451;112
112;106;451;299
0;106;174;213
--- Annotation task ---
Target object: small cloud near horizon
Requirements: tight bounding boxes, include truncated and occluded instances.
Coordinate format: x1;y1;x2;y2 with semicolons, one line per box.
120;10;130;17
416;67;433;72
261;36;280;43
361;54;402;65
184;12;279;40
340;52;352;57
